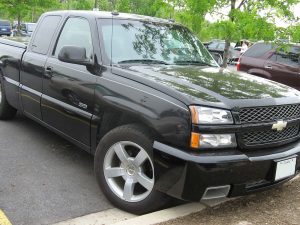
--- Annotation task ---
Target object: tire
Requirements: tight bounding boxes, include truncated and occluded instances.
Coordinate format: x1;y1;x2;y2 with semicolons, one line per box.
94;124;171;215
0;78;17;120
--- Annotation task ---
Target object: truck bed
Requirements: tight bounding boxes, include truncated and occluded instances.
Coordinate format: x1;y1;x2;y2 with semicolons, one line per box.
0;37;28;49
0;37;27;111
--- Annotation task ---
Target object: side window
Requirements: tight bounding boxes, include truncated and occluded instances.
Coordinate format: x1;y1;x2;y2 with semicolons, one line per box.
274;47;300;66
98;19;112;62
31;16;61;55
54;17;93;59
243;43;272;58
269;52;277;62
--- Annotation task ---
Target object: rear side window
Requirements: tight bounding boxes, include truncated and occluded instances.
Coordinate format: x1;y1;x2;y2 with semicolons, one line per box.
243;43;272;58
31;16;61;55
0;20;10;26
54;17;93;59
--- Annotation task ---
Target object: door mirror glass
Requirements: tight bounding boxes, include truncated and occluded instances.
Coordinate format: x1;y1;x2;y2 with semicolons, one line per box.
58;46;92;66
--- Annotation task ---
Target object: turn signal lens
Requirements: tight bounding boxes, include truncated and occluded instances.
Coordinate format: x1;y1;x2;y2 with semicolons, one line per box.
190;132;200;148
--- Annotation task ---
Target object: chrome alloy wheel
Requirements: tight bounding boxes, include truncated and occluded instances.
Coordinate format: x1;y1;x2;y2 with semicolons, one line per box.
103;141;154;202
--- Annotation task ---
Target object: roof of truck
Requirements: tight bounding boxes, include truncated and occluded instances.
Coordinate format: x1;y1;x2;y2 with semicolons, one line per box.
44;10;178;25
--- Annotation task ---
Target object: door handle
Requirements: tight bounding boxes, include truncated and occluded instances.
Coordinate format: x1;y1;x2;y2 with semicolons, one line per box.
45;66;53;78
264;65;272;69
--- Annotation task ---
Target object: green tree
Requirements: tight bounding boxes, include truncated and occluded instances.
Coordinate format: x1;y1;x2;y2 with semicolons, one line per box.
60;0;94;10
289;24;300;43
199;0;300;67
0;0;59;26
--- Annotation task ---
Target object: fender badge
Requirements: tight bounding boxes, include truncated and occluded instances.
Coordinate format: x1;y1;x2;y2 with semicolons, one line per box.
272;120;287;132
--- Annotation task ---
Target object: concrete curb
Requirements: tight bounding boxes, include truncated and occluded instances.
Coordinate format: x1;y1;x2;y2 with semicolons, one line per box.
52;208;135;225
111;203;206;225
52;198;229;225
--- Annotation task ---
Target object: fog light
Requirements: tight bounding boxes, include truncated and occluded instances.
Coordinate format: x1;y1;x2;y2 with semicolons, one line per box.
200;134;236;149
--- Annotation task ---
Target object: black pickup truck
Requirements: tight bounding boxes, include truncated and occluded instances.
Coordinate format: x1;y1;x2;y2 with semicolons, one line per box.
1;10;300;214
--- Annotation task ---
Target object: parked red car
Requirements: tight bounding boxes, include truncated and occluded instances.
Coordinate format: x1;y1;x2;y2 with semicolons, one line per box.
238;42;300;90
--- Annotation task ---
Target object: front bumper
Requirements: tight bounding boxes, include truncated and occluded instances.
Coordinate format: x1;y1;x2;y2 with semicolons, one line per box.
153;141;300;202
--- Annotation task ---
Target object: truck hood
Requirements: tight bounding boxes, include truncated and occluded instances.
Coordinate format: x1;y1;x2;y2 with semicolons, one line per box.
113;65;300;109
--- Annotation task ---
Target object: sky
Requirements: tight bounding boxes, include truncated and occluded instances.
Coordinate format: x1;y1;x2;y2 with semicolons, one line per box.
206;3;300;27
276;3;300;27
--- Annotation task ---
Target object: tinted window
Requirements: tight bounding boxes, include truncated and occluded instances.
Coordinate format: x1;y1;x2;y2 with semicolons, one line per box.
31;16;61;55
0;20;10;26
243;43;272;58
269;53;277;62
98;19;112;60
54;17;93;58
275;49;299;66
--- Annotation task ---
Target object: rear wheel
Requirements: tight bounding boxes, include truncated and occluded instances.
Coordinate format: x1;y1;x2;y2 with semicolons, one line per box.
94;124;171;214
0;78;17;120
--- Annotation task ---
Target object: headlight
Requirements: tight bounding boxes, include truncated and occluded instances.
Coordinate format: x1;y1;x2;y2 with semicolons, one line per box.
189;106;236;149
200;133;236;148
189;106;233;124
191;133;237;149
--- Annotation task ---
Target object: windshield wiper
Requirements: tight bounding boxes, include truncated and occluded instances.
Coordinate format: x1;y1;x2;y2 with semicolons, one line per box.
118;59;170;65
174;60;217;67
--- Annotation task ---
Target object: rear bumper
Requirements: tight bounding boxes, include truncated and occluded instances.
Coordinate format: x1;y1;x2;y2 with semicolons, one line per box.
153;141;300;201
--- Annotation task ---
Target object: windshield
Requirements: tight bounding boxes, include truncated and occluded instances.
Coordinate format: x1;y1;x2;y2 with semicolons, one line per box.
0;20;10;26
99;19;218;66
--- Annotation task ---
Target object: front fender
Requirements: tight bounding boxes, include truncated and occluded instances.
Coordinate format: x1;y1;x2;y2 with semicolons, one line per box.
91;72;191;153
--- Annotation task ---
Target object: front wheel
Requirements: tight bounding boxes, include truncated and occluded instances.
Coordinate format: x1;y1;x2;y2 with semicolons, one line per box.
94;124;171;215
0;78;17;120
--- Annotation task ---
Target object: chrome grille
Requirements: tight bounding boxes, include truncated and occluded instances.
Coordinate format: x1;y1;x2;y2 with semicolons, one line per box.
242;125;299;146
239;104;300;124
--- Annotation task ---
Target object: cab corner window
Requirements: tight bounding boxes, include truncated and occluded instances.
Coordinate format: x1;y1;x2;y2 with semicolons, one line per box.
31;16;61;55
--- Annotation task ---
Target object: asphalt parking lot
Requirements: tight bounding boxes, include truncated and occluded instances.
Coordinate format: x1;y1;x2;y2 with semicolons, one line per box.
0;114;112;225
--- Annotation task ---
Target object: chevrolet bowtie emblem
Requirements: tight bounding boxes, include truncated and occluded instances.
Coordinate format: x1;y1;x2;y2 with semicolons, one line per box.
272;120;287;132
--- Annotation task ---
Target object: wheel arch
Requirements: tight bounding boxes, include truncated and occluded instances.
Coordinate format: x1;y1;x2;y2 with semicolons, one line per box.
91;110;163;155
91;74;191;155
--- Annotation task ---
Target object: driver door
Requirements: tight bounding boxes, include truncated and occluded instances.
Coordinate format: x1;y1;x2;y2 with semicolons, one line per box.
41;17;97;147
